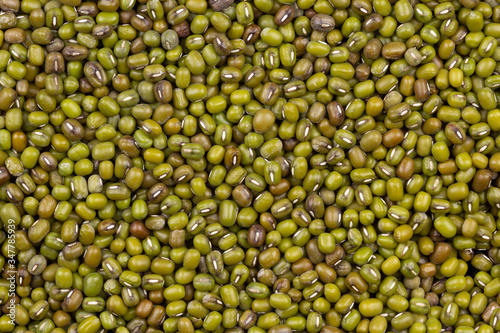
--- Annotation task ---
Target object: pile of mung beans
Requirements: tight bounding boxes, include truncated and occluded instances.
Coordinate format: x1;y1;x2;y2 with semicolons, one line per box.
1;0;500;331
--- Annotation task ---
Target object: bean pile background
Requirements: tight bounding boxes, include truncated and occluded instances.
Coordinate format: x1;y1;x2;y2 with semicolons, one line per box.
1;0;500;332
